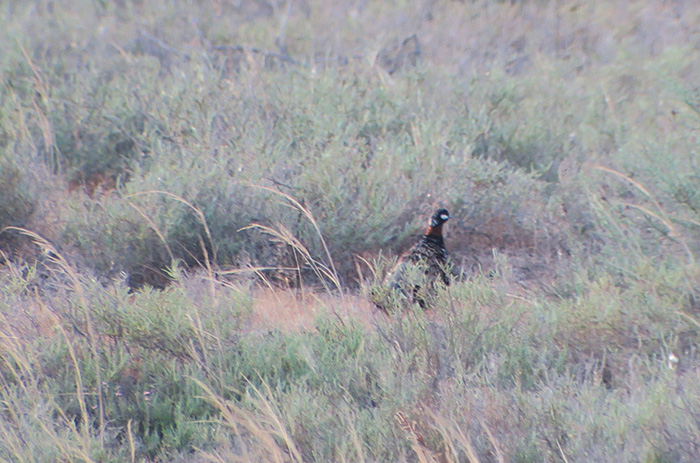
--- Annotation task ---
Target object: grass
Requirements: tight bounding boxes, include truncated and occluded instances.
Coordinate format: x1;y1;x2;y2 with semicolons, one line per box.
1;0;700;461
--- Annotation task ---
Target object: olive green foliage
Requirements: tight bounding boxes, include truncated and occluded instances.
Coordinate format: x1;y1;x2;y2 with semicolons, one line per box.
1;0;700;461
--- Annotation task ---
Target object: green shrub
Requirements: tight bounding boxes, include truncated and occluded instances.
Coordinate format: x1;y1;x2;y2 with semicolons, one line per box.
0;157;35;230
3;0;700;461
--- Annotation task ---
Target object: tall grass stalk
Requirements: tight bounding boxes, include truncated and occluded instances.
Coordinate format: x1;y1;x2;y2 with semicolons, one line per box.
3;227;105;451
245;184;342;294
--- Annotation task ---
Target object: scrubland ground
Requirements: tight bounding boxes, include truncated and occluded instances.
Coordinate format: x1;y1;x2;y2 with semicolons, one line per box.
2;1;700;461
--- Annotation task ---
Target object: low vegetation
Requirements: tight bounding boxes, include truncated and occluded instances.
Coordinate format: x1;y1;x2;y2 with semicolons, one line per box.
1;0;700;461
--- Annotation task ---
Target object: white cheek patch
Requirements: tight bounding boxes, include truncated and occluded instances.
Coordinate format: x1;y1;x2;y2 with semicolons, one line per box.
440;214;449;221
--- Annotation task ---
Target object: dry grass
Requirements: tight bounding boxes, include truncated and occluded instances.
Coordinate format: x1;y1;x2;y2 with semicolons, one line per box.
248;288;378;334
2;0;700;461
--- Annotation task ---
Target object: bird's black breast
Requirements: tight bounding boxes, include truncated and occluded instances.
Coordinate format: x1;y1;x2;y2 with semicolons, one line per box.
391;234;450;290
406;235;448;264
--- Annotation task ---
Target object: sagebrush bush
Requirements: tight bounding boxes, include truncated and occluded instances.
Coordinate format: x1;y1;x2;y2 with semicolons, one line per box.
2;0;700;461
0;158;35;230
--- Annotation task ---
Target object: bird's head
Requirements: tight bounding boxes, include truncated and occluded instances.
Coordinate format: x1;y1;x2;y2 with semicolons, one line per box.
430;209;451;228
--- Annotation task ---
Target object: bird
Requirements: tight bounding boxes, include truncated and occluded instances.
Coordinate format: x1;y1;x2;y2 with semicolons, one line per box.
386;208;451;308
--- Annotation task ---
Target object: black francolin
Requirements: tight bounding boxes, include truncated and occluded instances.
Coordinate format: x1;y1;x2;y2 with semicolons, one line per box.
387;208;451;308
